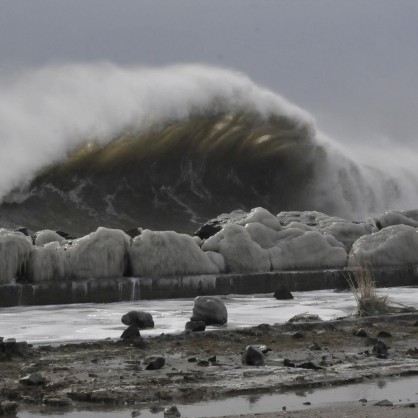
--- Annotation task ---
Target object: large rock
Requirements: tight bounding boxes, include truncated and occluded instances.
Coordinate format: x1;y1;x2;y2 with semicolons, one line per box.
0;229;32;284
375;209;418;229
33;229;67;246
190;296;227;325
121;311;154;329
348;224;418;267
129;229;220;277
241;345;265;366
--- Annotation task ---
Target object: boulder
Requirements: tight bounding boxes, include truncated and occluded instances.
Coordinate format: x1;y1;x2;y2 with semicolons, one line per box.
120;324;141;341
145;356;165;370
190;296;227;325
121;311;154;329
273;285;294;300
241;345;265;366
185;320;206;332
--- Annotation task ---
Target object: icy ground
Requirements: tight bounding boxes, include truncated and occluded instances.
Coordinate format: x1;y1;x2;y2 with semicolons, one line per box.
1;287;417;344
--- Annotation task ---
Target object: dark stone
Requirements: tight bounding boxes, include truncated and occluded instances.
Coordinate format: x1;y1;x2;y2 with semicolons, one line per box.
188;357;197;363
125;228;142;238
196;360;209;367
258;345;272;354
359;398;368;403
273;285;294;300
14;227;30;236
194;209;248;240
298;361;322;370
43;397;71;407
145;356;165;370
1;339;30;357
292;331;305;339
19;373;47;386
303;402;311;405
131;410;141;417
55;230;73;239
120;325;141;341
0;401;18;415
283;359;295;367
185;321;206;332
164;405;181;417
190;296;227;326
309;342;321;351
208;355;217;363
372;339;389;359
374;399;393;406
377;330;392;338
241;345;265;366
354;328;368;337
122;311;154;329
287;313;322;323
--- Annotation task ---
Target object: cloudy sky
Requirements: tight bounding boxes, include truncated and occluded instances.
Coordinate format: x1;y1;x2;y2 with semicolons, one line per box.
1;0;417;147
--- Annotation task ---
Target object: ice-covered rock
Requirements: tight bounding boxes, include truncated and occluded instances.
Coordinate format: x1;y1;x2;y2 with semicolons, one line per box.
194;209;248;239
33;230;66;246
238;207;282;230
202;224;271;273
376;210;418;229
348;224;418;267
269;229;347;270
65;227;130;279
27;241;66;282
191;296;228;325
317;218;373;252
121;311;154;328
129;229;220;277
0;229;32;284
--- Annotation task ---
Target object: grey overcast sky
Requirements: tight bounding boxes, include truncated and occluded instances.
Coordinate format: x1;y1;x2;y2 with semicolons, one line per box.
1;0;418;146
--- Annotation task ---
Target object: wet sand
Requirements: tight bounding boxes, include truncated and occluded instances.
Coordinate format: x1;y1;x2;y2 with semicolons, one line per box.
2;312;418;416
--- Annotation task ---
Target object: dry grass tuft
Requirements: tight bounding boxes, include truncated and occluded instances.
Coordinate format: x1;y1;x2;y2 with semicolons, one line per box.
346;266;391;317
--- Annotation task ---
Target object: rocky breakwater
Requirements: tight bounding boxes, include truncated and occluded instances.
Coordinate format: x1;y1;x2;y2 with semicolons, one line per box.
1;207;418;306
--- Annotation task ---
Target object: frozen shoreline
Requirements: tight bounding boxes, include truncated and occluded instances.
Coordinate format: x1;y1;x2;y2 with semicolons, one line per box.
2;287;418;344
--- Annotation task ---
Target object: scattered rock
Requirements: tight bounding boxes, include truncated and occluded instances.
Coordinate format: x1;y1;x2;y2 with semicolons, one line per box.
372;339;389;359
283;359;295;368
377;330;392;338
185;321;206;332
208;355;217;363
241;345;265;366
287;313;322;323
292;331;305;339
164;405;181;417
131;410;141;417
0;401;18;415
273;285;294;300
298;361;322;370
122;311;154;329
309;342;322;351
19;373;47;386
43;397;71;407
145;356;165;370
120;325;141;341
354;328;368;337
374;399;393;406
190;296;227;326
0;339;30;358
359;398;368;403
303;401;311;405
187;357;197;363
196;360;209;367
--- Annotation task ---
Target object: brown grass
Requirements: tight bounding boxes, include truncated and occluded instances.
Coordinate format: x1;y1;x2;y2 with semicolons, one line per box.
346;266;391;316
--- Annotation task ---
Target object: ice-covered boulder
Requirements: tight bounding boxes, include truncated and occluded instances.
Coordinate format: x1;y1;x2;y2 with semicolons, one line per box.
27;241;66;282
64;227;130;279
376;210;418;229
194;209;248;239
237;207;282;230
33;230;67;246
129;229;220;277
317;218;373;252
269;229;347;270
202;224;271;273
190;296;227;325
0;229;32;284
348;224;418;267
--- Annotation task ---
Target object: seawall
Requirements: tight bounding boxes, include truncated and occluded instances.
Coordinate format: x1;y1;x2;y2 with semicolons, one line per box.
1;266;417;307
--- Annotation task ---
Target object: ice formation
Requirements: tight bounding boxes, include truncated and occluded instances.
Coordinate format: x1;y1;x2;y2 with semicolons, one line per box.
129;229;220;277
0;229;32;284
2;207;418;285
348;224;418;267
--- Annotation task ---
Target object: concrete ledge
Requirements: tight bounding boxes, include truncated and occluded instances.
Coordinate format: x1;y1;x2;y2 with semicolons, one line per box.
1;266;418;307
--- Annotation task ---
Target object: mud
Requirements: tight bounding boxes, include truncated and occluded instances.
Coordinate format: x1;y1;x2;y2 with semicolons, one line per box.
2;313;418;416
